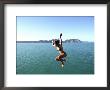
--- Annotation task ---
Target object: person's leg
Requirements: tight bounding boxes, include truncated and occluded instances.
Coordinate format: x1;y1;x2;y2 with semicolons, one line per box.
61;61;64;65
56;52;66;62
61;58;66;62
55;56;60;61
56;54;64;61
58;54;65;65
55;54;65;67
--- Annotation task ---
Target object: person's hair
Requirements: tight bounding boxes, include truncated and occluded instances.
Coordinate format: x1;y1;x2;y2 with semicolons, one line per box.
54;39;60;47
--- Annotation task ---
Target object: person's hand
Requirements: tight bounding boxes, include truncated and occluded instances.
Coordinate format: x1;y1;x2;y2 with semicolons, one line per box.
60;33;62;38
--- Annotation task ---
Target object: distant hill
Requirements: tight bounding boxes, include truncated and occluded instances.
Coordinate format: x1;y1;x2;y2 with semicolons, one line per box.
17;39;82;43
64;39;81;43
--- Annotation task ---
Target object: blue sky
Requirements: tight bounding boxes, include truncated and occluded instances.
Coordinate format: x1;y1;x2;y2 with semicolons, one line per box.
17;16;94;42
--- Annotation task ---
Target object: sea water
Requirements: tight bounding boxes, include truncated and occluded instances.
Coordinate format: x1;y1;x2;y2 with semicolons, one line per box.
16;42;94;74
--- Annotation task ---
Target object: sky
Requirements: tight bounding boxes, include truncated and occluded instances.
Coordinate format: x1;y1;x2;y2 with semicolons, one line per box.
17;16;94;42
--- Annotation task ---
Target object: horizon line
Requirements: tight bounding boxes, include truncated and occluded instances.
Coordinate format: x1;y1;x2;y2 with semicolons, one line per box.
16;40;94;42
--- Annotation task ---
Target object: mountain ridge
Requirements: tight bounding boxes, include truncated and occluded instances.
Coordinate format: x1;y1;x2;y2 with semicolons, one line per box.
16;39;83;43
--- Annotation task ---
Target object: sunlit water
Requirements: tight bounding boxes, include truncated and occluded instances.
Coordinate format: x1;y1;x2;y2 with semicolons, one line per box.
16;42;94;74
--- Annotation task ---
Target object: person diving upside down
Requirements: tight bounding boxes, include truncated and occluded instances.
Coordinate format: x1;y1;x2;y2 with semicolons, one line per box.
52;33;67;67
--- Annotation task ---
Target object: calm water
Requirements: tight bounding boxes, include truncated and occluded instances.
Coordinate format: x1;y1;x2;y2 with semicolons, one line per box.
16;42;94;74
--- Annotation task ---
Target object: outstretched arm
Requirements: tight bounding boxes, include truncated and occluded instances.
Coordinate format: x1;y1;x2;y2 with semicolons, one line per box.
60;33;62;38
60;33;62;46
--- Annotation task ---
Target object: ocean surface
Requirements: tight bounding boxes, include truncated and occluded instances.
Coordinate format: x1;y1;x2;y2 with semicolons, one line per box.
16;42;94;74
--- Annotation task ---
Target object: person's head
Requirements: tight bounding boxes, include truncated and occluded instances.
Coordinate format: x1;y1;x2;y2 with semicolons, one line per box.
52;39;60;47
